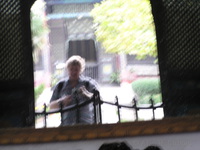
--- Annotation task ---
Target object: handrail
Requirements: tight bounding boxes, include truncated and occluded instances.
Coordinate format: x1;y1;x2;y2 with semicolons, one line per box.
101;99;163;109
35;89;164;128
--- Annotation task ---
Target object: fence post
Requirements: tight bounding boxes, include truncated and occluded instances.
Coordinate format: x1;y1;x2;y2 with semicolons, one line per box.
133;98;139;121
150;97;155;120
97;90;102;124
93;89;102;124
115;96;121;123
93;90;97;124
43;103;47;128
98;101;102;124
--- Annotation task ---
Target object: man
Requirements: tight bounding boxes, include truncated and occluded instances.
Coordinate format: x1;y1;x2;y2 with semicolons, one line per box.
49;55;99;126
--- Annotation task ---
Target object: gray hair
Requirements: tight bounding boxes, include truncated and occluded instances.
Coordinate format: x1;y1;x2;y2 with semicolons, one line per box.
65;55;85;73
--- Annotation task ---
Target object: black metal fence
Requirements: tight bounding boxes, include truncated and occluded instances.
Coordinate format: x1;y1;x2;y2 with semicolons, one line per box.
35;90;163;128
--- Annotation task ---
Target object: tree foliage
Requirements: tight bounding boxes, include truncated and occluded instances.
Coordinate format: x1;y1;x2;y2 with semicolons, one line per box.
91;0;157;59
31;0;49;63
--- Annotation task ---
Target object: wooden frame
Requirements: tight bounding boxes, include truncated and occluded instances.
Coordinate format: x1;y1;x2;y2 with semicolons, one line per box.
1;0;200;146
1;116;200;145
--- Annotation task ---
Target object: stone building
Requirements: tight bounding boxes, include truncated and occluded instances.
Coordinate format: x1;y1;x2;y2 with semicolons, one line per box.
44;0;119;83
42;0;159;84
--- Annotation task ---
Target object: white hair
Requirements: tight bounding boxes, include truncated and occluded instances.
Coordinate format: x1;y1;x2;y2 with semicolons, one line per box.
65;55;85;73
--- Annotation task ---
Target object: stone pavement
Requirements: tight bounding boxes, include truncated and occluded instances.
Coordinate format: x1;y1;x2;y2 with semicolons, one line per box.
98;82;136;124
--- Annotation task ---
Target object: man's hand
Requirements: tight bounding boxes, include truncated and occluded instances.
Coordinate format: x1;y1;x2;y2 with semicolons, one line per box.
79;86;93;99
61;95;72;106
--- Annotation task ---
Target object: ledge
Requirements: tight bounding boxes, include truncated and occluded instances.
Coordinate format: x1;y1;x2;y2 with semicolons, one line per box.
1;116;200;145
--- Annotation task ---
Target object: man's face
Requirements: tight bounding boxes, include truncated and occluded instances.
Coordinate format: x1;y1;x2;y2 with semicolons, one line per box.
68;64;81;81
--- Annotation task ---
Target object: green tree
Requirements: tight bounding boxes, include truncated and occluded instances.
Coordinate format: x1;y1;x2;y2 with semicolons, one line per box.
31;0;49;63
91;0;157;59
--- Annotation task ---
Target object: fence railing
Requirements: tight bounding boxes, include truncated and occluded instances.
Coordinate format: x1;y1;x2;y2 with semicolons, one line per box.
35;90;163;128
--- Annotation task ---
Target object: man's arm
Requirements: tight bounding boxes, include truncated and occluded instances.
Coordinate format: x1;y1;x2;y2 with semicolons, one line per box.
49;81;72;109
49;95;72;109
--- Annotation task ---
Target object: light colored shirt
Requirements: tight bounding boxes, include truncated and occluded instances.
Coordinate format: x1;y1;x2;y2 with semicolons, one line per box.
50;75;99;126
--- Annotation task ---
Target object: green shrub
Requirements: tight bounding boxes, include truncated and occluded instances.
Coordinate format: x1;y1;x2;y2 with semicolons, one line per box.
137;94;162;105
34;83;45;100
110;71;120;84
131;78;162;104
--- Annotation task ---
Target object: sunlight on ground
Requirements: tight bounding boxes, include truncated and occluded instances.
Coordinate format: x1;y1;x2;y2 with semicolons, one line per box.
35;113;61;128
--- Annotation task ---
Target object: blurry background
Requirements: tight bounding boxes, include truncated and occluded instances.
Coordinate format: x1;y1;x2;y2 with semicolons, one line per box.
31;0;163;128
